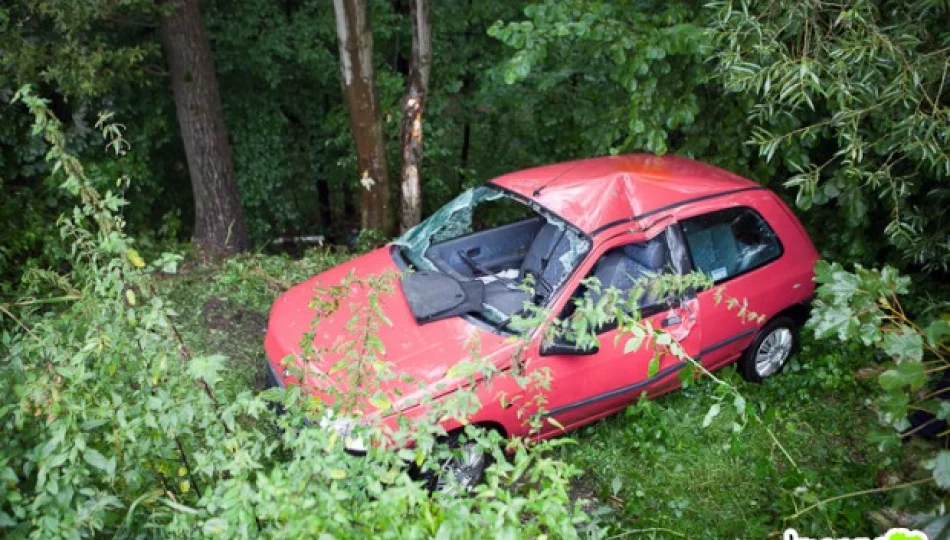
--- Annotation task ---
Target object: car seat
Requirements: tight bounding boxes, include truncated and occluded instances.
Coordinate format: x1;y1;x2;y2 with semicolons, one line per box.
685;223;738;279
588;238;668;305
482;223;575;316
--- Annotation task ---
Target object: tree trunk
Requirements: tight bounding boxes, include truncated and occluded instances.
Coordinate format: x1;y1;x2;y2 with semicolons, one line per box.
398;0;431;232
160;0;248;257
332;0;393;236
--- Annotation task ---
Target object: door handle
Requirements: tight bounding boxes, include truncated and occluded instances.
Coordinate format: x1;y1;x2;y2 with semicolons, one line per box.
661;315;681;328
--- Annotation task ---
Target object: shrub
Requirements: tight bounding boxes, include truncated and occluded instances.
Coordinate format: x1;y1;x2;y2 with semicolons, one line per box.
0;88;596;538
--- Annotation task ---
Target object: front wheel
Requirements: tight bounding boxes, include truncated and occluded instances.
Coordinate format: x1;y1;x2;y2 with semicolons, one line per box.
425;431;492;495
739;316;797;382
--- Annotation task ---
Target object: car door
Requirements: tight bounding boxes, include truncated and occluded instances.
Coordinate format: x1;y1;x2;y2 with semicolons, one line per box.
678;205;786;369
526;226;703;436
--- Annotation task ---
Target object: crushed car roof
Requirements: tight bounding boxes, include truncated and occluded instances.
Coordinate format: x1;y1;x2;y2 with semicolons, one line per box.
489;153;760;234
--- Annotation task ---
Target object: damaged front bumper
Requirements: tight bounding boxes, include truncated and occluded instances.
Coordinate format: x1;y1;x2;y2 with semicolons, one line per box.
263;356;285;389
261;356;368;455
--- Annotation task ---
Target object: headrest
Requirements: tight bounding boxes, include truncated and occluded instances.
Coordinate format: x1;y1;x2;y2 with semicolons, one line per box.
622;239;666;270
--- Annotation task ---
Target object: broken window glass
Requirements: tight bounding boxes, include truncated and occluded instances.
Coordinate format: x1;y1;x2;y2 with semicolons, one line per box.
394;186;591;324
680;207;782;283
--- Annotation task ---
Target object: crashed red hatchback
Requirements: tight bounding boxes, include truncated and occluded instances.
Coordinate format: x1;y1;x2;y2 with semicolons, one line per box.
264;154;818;476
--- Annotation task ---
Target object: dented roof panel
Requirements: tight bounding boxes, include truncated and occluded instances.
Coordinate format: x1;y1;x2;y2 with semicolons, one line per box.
490;154;759;234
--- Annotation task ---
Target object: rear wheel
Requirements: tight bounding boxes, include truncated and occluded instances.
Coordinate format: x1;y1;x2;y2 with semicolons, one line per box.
739;316;797;382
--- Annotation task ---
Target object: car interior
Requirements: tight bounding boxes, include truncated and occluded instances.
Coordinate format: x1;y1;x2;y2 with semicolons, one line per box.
561;235;673;322
588;239;670;305
425;216;580;316
681;208;782;282
395;188;593;324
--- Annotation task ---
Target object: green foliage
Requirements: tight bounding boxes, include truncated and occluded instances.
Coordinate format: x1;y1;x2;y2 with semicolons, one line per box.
558;336;929;537
488;0;706;156
3;0;950;533
201;0;349;242
930;452;950;490
0;1;159;98
490;0;948;274
710;0;950;272
1;87;212;536
0;1;186;290
487;0;777;182
0;89;598;538
810;260;949;495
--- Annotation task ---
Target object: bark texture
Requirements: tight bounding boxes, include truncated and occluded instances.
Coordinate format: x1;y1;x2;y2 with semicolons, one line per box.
160;0;248;256
333;0;393;236
398;0;431;232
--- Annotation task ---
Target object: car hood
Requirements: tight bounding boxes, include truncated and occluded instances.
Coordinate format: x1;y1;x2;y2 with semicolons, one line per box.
264;247;513;409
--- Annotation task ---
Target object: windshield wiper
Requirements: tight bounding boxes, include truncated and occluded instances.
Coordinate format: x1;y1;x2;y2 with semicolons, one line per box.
491;316;513;333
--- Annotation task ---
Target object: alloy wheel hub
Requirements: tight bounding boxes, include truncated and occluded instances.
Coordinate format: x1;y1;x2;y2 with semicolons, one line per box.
755;327;792;377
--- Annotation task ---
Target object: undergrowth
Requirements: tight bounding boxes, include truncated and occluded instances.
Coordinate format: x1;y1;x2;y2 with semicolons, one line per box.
160;252;941;538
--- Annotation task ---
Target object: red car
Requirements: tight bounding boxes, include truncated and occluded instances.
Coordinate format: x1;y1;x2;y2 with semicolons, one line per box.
264;154;818;486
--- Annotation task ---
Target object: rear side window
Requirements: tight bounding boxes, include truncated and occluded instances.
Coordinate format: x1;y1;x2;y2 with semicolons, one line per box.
681;207;782;283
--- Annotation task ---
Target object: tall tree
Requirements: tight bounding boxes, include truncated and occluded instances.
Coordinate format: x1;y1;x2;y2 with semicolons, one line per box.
398;0;431;232
333;0;393;236
710;0;949;272
160;0;249;256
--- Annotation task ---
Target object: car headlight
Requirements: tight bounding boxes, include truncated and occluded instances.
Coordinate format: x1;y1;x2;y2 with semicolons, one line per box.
319;412;368;454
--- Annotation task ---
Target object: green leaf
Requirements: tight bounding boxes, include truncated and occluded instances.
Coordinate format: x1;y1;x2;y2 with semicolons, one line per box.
677;362;696;387
876;391;911;424
369;393;392;411
702;403;721;428
446;360;476;380
733;395;747;416
83;448;113;477
126;248;145;268
932;451;950;489
202;518;228;535
879;360;926;391
647;354;660;377
924;318;950;348
811;305;857;341
610;476;623;496
824;269;861;298
187;354;226;386
881;326;923;362
624;332;645;354
937;402;950;421
367;334;384;354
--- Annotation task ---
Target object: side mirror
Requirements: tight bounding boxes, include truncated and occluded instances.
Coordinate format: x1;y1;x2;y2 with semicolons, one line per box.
540;338;599;356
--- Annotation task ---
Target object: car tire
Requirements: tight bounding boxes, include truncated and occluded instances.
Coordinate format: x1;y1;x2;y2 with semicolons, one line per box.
739;316;798;382
425;430;492;495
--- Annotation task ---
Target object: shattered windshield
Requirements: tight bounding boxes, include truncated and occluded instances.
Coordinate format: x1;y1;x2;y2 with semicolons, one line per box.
394;186;591;325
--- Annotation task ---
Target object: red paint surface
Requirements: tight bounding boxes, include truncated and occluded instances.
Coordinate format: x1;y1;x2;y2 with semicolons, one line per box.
491;153;758;233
